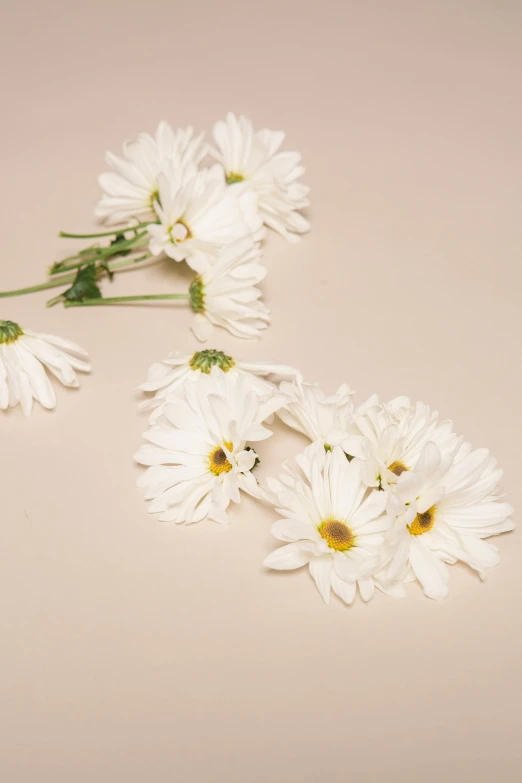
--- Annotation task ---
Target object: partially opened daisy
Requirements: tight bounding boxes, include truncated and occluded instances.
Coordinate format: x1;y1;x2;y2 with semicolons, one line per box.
135;367;285;524
211;112;310;242
0;319;90;416
264;443;401;605
343;398;457;490
188;238;270;341
95;121;208;226
277;380;357;449
381;441;514;600
147;163;264;271
277;380;380;454
139;348;301;423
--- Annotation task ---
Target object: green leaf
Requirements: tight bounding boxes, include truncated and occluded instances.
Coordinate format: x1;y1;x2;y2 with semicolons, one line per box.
109;232;132;257
63;265;102;302
99;259;114;281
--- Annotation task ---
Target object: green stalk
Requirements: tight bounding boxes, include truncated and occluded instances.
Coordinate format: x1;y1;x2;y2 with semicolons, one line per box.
51;232;149;275
64;293;189;307
107;252;152;272
0;272;77;298
51;245;150;277
1;250;153;302
45;253;153;308
46;293;68;308
95;232;149;256
58;222;153;239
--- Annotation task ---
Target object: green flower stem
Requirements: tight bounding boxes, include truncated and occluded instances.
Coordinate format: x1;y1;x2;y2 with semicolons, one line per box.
1;249;155;302
0;272;77;298
96;232;149;256
45;252;154;308
52;246;151;277
55;245;100;265
49;248;101;275
46;293;68;308
58;222;153;239
51;233;149;275
107;252;152;272
64;294;190;308
51;254;100;276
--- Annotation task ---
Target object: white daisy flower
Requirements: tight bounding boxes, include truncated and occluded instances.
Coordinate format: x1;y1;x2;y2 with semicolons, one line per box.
147;163;264;272
0;319;91;416
276;379;377;451
135;367;285;525
188;238;270;341
381;441;514;600
343;398;457;490
211;112;310;242
138;348;301;424
264;443;401;605
95;121;208;225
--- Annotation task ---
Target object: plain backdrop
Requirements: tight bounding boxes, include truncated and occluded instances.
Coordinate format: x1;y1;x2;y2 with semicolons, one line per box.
1;1;521;781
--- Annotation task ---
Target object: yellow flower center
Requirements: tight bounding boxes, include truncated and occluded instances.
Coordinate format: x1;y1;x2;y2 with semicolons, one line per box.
409;506;436;536
319;519;354;551
169;219;192;243
226;172;244;185
388;460;409;477
149;188;160;208
209;442;233;476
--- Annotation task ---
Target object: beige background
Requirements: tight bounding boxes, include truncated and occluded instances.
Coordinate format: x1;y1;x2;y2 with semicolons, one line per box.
1;1;521;781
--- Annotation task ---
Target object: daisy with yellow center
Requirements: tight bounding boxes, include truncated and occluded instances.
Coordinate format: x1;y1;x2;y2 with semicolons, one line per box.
147;163;264;273
382;441;514;600
343;398;457;490
135;367;286;525
264;443;400;605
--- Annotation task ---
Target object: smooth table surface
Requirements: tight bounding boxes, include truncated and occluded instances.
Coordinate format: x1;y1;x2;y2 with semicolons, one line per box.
1;1;521;781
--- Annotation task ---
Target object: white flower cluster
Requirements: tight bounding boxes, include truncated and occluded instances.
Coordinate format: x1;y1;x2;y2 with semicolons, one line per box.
0;116;514;608
137;350;515;603
95;113;310;340
0;114;310;413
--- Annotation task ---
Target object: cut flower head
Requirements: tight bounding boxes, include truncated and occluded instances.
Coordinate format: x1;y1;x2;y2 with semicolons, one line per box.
147;163;264;272
95;121;208;226
343;397;457;490
138;348;301;423
212;112;310;242
188;238;270;341
135;367;285;525
276;380;359;451
264;442;401;605
0;319;90;416
380;440;515;600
